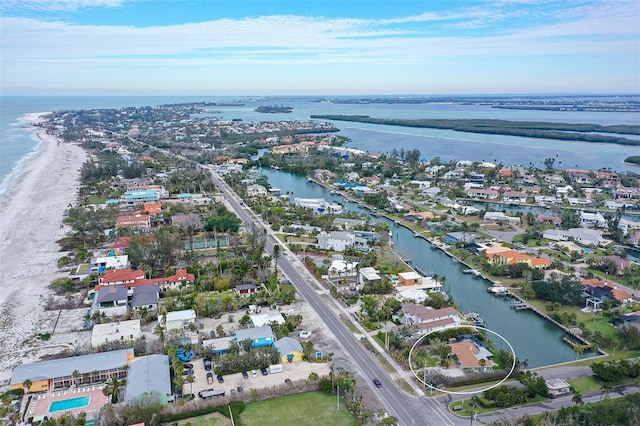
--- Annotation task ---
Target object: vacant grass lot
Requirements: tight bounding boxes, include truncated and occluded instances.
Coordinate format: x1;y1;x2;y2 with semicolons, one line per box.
171;412;230;426
237;392;357;426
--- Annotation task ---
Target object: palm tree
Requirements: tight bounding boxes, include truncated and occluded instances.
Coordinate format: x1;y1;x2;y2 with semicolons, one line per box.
72;369;81;388
571;390;583;406
23;379;32;395
272;244;281;274
185;373;195;396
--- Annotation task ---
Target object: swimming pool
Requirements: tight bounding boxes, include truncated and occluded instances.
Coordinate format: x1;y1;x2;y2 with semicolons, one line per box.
49;396;90;413
583;248;593;254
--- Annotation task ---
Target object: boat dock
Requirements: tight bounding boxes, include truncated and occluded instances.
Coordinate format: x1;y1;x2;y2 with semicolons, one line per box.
511;301;530;310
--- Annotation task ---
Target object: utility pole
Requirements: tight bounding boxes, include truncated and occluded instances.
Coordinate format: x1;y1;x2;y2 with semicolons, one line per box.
336;383;340;411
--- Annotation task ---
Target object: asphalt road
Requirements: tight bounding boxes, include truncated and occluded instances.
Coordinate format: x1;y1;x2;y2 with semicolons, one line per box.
209;170;459;426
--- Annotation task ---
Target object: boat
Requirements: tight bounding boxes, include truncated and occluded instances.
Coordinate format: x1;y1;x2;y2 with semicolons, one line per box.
488;285;509;296
467;312;486;328
413;232;420;237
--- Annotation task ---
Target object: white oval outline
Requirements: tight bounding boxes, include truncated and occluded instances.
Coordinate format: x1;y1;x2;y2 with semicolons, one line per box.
408;325;517;395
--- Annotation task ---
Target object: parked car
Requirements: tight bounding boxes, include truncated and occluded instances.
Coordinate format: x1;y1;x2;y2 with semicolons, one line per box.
242;371;249;379
183;363;193;370
251;370;258;378
206;372;213;384
237;386;244;393
217;374;224;383
373;378;382;388
230;388;236;395
182;369;194;377
260;367;268;376
203;359;212;371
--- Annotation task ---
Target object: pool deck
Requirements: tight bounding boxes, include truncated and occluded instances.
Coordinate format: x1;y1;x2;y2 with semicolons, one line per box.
29;386;109;420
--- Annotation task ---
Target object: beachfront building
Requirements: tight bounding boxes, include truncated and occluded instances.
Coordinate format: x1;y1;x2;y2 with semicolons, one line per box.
11;349;134;392
93;285;129;317
125;354;173;403
120;189;161;205
89;255;129;273
97;268;195;291
91;319;142;348
116;213;151;230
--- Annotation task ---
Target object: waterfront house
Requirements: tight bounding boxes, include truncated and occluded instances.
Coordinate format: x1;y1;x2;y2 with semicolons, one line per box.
400;303;460;335
466;189;499;199
449;341;495;372
318;231;356;252
358;267;382;288
397;272;423;287
94;285;129;317
502;191;528;203
581;279;635;305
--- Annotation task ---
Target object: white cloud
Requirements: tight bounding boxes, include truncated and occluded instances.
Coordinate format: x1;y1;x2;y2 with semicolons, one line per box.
2;0;128;11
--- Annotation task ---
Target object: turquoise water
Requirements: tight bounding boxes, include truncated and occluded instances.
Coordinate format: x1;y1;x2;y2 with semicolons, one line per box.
584;248;594;254
49;396;90;413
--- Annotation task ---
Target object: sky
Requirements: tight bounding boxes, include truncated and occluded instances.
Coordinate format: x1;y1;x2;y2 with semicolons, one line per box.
1;0;639;96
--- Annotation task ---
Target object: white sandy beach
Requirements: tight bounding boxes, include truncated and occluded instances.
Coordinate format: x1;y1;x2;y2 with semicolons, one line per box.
0;113;88;385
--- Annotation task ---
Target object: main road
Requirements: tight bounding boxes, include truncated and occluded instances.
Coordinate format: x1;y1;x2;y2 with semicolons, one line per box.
209;168;458;426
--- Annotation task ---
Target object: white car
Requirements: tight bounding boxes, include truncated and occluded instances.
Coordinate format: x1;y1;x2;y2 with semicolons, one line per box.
251;370;258;378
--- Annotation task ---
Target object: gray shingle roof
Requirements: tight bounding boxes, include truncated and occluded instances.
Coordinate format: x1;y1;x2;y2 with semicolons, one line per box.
11;349;133;385
233;326;274;342
275;337;303;356
97;285;128;303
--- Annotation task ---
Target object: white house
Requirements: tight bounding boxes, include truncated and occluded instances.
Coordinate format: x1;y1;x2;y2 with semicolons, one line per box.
318;231;356;252
580;211;607;228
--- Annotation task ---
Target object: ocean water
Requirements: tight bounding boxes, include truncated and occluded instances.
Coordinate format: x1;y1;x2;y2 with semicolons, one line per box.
1;95;639;197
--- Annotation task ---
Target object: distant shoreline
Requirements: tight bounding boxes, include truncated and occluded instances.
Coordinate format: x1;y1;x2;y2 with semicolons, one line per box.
311;115;640;146
0;113;88;384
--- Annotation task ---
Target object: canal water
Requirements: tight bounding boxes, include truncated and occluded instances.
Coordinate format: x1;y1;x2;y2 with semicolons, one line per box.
260;168;594;368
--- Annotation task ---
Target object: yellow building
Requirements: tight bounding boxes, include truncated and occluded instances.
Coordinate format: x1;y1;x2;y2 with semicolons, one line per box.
275;337;304;363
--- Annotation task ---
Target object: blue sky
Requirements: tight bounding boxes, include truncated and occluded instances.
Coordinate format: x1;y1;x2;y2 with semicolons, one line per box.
1;0;639;95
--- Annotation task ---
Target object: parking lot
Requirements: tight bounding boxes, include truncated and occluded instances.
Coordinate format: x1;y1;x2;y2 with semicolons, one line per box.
182;358;331;396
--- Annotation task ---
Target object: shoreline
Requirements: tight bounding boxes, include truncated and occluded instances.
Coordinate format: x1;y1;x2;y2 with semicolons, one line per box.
0;114;88;385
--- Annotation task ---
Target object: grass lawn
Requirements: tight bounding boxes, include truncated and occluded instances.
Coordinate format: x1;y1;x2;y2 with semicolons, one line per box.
567;376;603;395
449;394;547;417
237;392;356;426
171;412;230;426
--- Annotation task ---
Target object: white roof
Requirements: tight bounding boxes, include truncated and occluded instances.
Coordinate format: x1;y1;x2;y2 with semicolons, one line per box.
92;319;141;341
166;309;196;322
399;271;422;280
250;313;285;327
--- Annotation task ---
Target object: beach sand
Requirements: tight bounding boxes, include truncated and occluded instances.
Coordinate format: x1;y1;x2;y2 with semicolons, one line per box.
0;113;89;385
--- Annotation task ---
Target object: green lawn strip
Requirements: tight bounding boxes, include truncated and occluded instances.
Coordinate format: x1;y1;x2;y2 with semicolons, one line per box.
237;391;356;426
449;394;547;417
339;314;360;333
171;412;228;426
567;376;603;395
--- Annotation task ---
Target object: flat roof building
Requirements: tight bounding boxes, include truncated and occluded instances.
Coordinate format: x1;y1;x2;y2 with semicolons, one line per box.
125;354;172;403
91;319;142;349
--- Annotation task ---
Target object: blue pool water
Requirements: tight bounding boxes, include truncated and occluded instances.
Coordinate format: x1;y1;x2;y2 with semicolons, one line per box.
49;396;90;413
583;248;594;254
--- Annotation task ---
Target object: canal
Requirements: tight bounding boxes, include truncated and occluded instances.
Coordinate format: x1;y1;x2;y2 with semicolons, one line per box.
259;167;595;368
